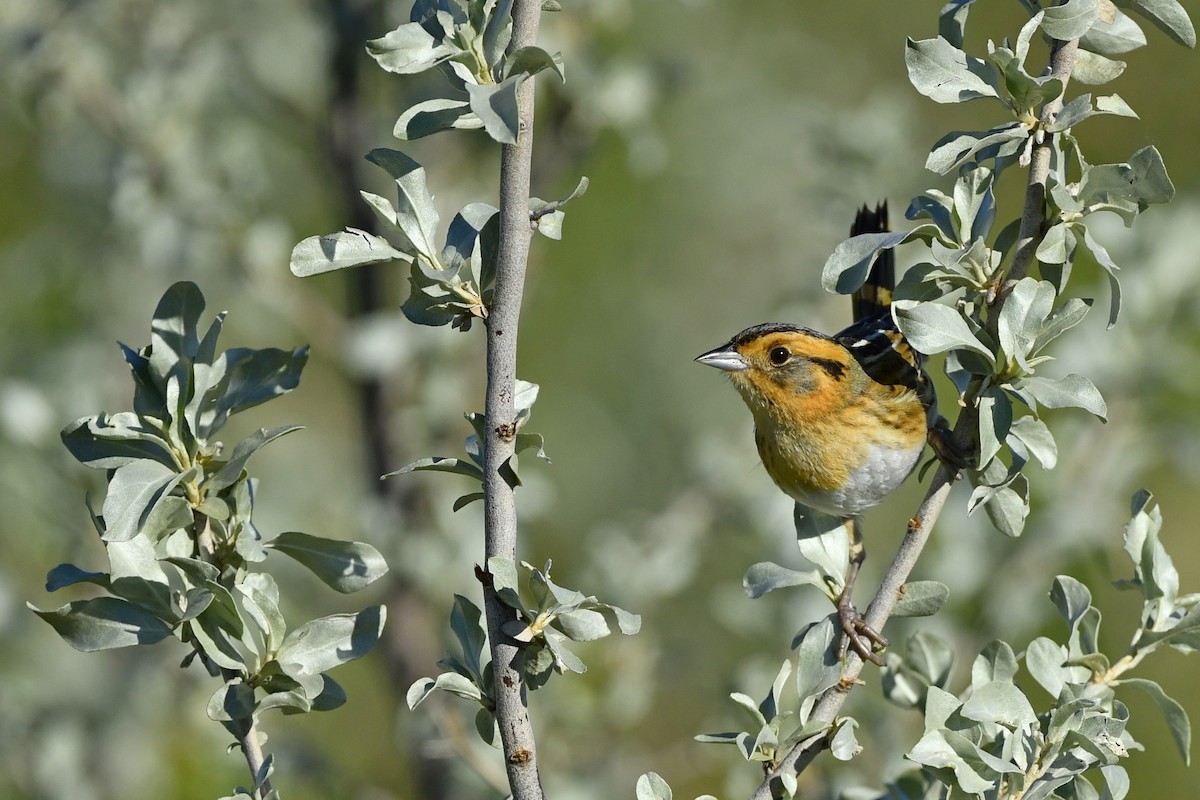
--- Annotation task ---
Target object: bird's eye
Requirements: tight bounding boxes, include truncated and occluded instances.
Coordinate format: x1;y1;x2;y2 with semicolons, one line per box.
768;346;791;366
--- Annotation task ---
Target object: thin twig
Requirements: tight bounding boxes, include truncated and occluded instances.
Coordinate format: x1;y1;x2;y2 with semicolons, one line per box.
749;34;1080;800
481;2;546;800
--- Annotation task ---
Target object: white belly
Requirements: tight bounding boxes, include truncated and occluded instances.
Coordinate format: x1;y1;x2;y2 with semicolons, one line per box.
788;441;925;517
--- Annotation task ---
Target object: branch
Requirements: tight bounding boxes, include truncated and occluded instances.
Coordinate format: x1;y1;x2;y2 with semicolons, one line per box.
229;700;275;800
749;34;1081;800
1002;36;1080;295
481;3;546;800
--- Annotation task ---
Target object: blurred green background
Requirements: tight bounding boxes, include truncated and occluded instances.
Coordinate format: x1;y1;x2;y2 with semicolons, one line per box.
2;1;1199;798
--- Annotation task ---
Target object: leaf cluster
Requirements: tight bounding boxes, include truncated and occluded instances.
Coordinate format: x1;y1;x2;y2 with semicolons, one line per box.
290;0;585;330
865;491;1194;799
822;2;1191;536
31;282;389;739
384;379;548;508
406;560;639;743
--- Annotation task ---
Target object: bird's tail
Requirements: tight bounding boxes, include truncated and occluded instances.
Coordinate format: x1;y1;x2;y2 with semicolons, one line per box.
850;201;893;324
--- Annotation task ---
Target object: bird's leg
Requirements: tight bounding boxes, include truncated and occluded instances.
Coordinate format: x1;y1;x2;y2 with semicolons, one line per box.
837;517;888;665
928;416;977;472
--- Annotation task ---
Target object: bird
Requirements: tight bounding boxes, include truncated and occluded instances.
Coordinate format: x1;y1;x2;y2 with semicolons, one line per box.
695;202;962;665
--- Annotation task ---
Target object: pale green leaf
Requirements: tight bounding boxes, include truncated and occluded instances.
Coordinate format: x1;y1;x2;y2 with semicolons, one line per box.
290;229;407;277
267;531;388;594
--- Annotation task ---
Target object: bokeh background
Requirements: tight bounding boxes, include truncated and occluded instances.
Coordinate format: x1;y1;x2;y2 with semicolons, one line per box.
2;1;1199;798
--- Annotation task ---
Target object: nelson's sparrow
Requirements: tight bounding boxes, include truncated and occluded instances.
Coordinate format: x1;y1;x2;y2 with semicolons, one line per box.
696;202;962;664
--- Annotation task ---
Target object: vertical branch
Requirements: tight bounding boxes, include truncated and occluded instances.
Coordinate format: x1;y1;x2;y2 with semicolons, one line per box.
1002;37;1080;291
482;2;545;800
749;33;1082;800
228;692;275;800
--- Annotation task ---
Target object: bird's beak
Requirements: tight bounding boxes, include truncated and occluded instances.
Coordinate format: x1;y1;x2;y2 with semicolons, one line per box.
695;345;748;372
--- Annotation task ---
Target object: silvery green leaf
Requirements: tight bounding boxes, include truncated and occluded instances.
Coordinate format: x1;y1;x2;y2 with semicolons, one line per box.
1117;0;1196;47
893;300;996;364
276;605;385;676
45;563;108;592
962;681;1038;727
360;190;398;227
543;626;586;674
1072;48;1128;85
61;413;176;470
1080;145;1175;223
926;122;1029;175
991;45;1064;117
1032;298;1091;356
207;426;303;491
406;671;483;710
238;573;286;653
744;561;823;599
555;608;613;642
443;202;499;276
303;674;349;712
1015;10;1044;65
1096;93;1138;117
907;729;995;794
366;149;442;260
1120;490;1179;612
998;278;1055;369
635;772;673;800
1048;94;1096;132
207;679;257;723
266;531;388;594
1042;0;1101;40
487;557;523;611
394;98;483;140
953;165;996;243
972;640;1019;688
474;707;497;745
197;347;308;439
1036;221;1074;263
905;37;1000;103
1050;575;1095;646
366;22;458;74
1100;765;1130;800
939;0;979;48
29;597;173;651
894;581;951;618
1013;374;1107;420
148;281;204;384
1082;8;1147;53
483;0;514;67
290;228;408;277
1118;678;1190;763
1077;226;1123;327
793;505;849;598
453;492;484;511
189;612;249;671
383;455;484;481
979;474;1029;537
793;616;840;700
504;46;564;82
1009;416;1058;469
906;190;959;243
979;386;1008;465
821;224;940;294
1026;637;1070;697
905;631;955;690
101;460;188;543
467;73;524;144
830;718;861;761
257;688;311;715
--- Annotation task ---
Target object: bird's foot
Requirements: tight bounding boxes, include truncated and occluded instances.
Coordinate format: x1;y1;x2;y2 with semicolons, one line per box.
837;593;888;666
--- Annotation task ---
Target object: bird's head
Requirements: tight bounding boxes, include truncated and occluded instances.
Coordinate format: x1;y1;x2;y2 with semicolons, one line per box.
695;323;861;420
